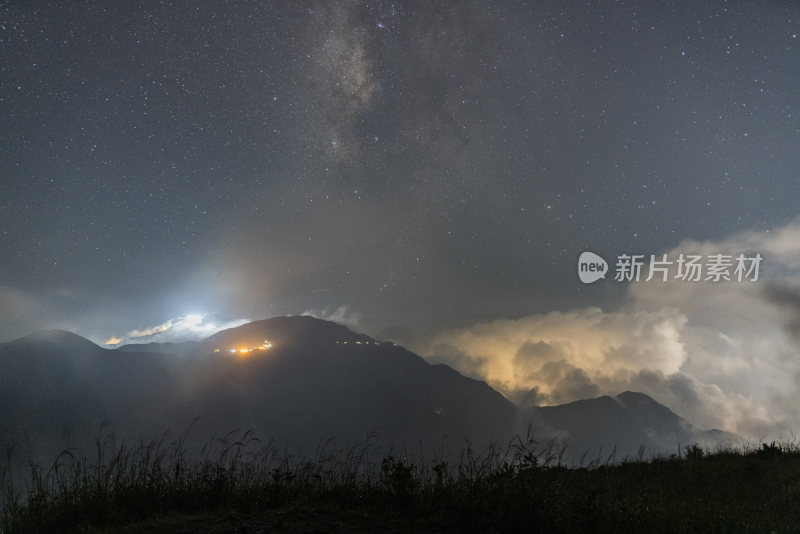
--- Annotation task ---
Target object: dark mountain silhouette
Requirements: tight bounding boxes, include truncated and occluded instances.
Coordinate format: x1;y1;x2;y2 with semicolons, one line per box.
0;329;180;467
170;316;518;456
13;329;107;356
116;339;201;357
520;391;741;464
1;317;515;463
615;391;738;449
0;316;739;471
520;395;658;462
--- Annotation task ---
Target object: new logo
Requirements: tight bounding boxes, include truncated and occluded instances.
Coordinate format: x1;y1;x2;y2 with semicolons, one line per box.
578;251;608;284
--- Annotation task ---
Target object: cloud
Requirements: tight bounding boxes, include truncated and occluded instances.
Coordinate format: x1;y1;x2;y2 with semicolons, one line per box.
112;314;250;346
423;218;800;440
302;305;362;332
426;307;688;406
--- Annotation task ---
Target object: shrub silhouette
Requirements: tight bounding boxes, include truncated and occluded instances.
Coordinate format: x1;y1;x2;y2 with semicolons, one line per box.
3;431;800;533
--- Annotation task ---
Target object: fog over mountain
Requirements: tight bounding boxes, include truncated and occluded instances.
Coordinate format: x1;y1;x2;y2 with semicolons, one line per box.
0;316;737;477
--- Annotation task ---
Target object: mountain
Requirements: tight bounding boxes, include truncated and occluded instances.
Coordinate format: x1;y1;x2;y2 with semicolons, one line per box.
0;317;740;472
518;391;741;464
0;317;516;465
615;391;738;449
166;316;518;456
0;329;181;462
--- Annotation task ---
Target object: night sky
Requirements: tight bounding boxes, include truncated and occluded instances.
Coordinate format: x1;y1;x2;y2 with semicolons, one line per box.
3;1;800;433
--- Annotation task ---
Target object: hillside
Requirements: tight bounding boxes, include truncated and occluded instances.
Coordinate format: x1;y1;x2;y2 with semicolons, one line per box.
0;316;738;470
0;317;516;463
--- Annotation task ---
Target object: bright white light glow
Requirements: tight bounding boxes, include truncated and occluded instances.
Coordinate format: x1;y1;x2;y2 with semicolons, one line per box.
109;314;250;346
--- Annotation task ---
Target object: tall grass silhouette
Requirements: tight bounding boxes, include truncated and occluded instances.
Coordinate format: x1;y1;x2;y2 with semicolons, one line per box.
3;429;800;533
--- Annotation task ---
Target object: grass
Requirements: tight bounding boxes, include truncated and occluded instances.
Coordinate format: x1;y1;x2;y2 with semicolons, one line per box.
2;430;800;533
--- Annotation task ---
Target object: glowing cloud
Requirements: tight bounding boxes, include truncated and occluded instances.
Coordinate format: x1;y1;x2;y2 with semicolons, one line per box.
424;218;800;440
427;307;688;407
110;314;250;346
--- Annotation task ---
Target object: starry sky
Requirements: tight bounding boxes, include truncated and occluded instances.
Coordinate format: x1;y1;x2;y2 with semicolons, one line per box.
2;0;800;351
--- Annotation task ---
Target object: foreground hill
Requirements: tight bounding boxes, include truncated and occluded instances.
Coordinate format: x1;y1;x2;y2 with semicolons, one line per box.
4;437;798;533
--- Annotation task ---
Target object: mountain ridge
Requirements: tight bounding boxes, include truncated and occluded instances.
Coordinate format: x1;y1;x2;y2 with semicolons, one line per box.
1;316;740;466
0;316;515;463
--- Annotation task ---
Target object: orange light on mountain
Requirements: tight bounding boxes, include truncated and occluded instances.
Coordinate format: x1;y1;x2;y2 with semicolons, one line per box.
224;342;272;356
